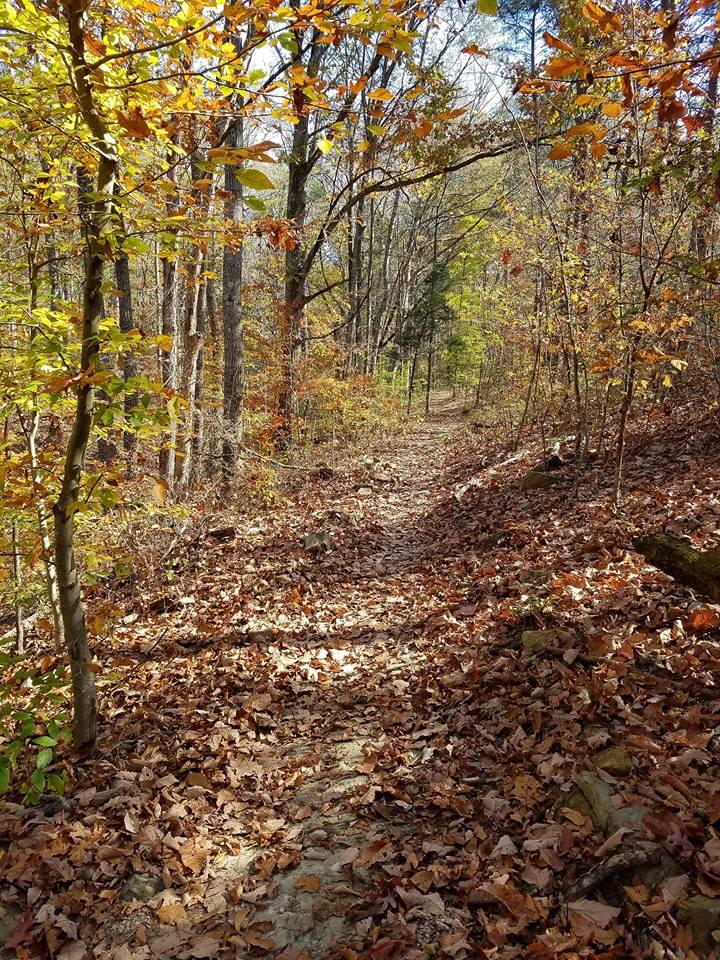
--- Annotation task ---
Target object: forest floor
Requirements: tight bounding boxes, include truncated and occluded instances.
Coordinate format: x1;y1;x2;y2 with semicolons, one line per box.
3;393;720;960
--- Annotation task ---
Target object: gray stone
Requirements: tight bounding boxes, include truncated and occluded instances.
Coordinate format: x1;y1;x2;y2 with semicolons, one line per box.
120;873;165;902
594;746;633;777
304;531;333;552
636;851;683;891
678;895;720;955
0;903;21;946
576;771;614;830
521;471;563;491
607;804;649;833
522;629;557;653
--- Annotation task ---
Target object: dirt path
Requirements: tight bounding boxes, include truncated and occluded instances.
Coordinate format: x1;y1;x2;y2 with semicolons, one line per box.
4;394;480;960
6;394;720;959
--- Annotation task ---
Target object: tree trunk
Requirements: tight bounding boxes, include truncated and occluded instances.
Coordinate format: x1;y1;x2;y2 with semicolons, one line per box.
113;185;138;464
159;154;180;484
222;115;244;471
54;0;118;750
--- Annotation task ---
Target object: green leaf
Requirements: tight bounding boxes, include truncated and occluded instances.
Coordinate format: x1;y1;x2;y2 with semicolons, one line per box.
47;773;65;795
477;0;497;13
33;736;57;747
237;169;274;191
244;196;266;212
36;748;53;769
30;769;45;794
0;767;9;793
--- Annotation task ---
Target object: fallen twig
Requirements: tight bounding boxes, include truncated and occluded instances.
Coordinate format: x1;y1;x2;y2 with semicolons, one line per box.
564;843;665;901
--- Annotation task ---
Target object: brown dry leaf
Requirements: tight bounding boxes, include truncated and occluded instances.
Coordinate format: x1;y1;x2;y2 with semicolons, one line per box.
294;874;322;892
179;837;209;874
568;898;621;928
155;901;188;924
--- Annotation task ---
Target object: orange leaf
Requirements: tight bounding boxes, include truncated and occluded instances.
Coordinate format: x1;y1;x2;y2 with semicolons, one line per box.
582;0;622;33
546;56;584;79
543;31;573;53
589;141;608;159
601;101;622;118
548;142;573;160
567;121;606;137
687;606;720;632
117;106;152;140
367;87;393;102
575;94;604;107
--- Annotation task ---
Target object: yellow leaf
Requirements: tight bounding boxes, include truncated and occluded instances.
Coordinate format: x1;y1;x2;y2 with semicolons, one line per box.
404;85;423;99
156;334;173;352
601;101;622;118
317;136;332;154
367;87;393;102
152;477;169;504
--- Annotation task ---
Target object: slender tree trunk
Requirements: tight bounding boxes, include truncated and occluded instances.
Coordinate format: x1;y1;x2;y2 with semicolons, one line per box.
54;0;118;750
222;114;244;471
159;154;180;484
113;184;138;465
279;113;311;442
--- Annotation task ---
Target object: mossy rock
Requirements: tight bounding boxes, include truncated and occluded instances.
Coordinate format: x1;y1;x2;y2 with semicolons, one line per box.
521;471;563;491
120;873;165;902
522;629;557;653
0;904;21;946
594;746;633;777
678;895;720;956
576;771;614;831
634;533;720;603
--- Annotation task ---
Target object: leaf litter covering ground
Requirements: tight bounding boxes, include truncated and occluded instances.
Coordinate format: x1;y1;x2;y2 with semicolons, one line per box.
3;396;720;959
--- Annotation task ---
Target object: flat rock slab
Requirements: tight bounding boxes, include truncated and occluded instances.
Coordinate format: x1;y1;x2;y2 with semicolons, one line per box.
252;846;361;956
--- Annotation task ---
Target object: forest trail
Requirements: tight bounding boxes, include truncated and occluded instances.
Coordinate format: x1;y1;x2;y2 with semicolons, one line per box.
5;394;720;959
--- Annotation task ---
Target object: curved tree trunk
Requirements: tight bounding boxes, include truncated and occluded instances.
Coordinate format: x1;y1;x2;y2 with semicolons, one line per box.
53;0;118;750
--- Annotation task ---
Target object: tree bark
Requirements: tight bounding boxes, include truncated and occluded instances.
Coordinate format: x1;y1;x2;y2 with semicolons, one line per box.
222;113;244;471
54;0;118;750
113;183;138;464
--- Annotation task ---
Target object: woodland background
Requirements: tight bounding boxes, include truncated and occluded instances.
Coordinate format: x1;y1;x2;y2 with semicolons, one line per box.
2;0;720;956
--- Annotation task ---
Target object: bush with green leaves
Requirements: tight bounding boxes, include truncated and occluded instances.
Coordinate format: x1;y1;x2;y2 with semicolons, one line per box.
0;637;72;803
